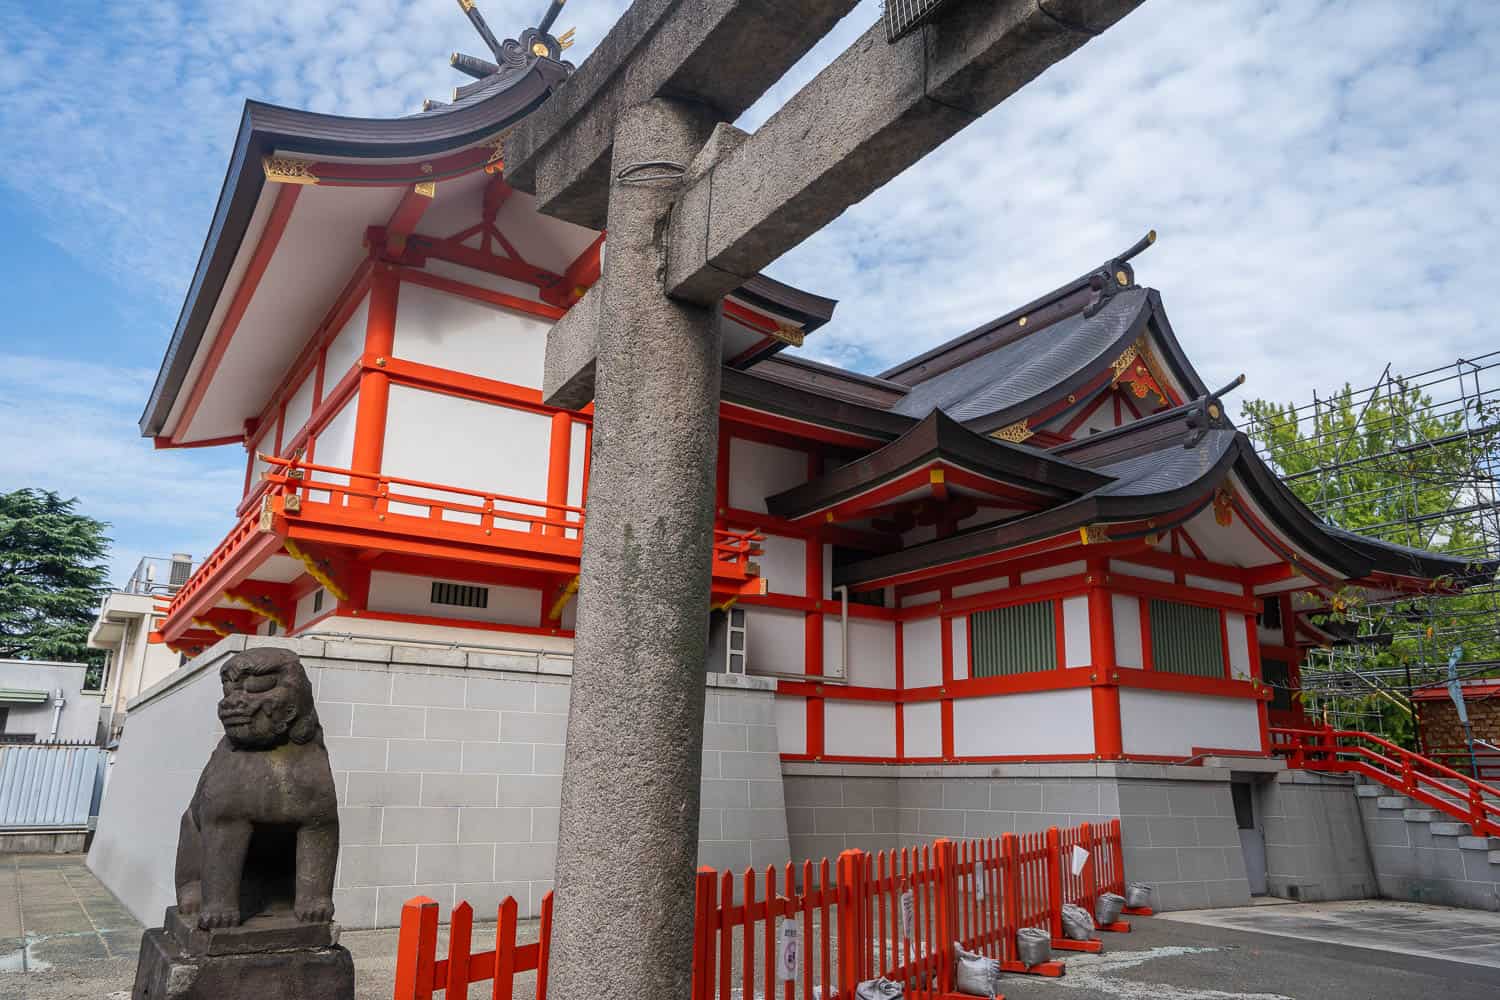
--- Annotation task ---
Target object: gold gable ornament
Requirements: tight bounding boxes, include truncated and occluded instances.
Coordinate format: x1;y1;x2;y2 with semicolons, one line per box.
993;419;1034;444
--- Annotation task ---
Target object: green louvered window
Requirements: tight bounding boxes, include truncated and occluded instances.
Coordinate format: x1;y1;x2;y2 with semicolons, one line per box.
1149;600;1225;677
970;601;1056;678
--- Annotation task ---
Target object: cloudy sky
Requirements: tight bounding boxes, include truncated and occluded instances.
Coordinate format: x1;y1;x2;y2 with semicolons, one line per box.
1;0;1497;583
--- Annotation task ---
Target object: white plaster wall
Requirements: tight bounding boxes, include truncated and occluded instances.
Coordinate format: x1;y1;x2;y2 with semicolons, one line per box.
1226;612;1251;680
565;421;587;538
382;386;551;521
1110;560;1174;583
727;438;807;513
953;689;1094;757
324;292;370;384
902;618;942;689
745;606;805;675
1020;561;1084;585
903;701;942;758
825;701;895;758
1120;690;1262;757
392;282;549;388
901;591;938;608
424;259;545;304
296;588;325;629
1186;574;1244;596
281;371;315;443
775;696;806;755
1062;595;1090;667
953;577;1008;598
308;392;359;504
759;534;807;597
951;617;968;681
367;571;541;629
821;617;896;688
1112;594;1143;668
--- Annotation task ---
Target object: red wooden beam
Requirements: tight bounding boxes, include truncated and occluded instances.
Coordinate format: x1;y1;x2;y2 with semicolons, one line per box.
171;184;302;444
384;183;437;254
541;232;606;307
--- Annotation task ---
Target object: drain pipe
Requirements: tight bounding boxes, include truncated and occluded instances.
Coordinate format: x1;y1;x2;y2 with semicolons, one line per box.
831;585;849;681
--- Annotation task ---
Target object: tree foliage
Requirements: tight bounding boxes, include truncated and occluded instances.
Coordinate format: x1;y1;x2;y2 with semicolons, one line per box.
0;489;111;672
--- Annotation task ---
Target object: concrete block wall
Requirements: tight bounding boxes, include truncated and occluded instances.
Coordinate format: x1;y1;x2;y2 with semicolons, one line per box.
1257;771;1376;902
89;636;788;929
1356;784;1500;911
782;762;1251;912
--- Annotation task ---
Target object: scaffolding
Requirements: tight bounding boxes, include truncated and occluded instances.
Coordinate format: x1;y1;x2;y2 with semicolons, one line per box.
1241;352;1500;741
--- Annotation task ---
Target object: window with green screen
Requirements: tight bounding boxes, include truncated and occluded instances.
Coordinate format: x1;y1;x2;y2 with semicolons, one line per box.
970;601;1056;677
1149;599;1225;677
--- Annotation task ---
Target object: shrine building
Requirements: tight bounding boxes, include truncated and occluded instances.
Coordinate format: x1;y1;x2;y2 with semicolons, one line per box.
90;11;1496;927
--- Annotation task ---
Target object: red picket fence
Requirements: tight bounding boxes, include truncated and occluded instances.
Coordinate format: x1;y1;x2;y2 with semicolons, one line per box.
394;892;553;1000
395;822;1140;1000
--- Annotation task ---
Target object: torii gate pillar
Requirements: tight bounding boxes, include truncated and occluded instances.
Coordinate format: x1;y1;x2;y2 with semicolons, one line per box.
549;97;721;1000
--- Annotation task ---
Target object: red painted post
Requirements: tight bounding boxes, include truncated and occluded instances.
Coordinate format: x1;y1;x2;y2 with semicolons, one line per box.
1045;827;1064;943
446;901;472;1000
493;897;517;1000
394;896;440;1000
1000;834;1019;965
933;838;958;995
691;867;716;1000
1080;823;1098;913
536;892;554;1000
836;850;867;998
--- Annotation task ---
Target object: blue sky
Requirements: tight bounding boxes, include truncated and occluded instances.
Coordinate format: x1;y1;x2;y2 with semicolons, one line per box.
1;0;1498;585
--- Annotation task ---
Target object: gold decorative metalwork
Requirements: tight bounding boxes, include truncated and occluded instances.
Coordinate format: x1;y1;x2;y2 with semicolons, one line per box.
992;419;1033;444
1017;315;1028;327
262;156;319;185
558;27;576;50
1079;524;1110;545
1116;270;1129;286
532;41;549;56
481;130;508;175
414;181;436;198
1213;485;1235;527
283;539;349;602
1109;343;1139;381
769;322;805;347
458;0;476;10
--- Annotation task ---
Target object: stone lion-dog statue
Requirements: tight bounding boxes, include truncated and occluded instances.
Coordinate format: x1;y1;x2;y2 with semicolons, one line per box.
174;647;340;929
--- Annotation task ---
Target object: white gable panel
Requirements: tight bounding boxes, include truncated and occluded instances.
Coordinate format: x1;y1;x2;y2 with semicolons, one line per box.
393;282;550;388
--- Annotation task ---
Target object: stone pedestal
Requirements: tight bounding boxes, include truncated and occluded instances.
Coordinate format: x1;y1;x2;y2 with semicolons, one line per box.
132;908;353;1000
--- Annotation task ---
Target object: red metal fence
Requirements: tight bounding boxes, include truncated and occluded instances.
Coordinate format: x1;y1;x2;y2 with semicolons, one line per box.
395;821;1138;1000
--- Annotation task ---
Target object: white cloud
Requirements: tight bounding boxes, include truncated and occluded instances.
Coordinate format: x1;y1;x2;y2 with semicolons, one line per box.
1;0;1498;580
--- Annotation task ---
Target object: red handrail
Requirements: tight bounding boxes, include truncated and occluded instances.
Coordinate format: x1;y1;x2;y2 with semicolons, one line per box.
1271;725;1500;837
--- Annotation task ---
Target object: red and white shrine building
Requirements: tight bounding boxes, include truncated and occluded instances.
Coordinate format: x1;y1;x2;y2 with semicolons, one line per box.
141;24;1482;774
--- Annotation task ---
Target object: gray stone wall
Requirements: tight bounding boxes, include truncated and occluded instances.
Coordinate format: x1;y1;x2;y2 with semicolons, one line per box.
89;636;788;929
1258;771;1376;902
782;761;1251;912
1356;784;1500;911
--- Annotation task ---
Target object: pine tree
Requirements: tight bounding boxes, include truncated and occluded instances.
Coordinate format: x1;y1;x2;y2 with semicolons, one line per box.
0;489;112;671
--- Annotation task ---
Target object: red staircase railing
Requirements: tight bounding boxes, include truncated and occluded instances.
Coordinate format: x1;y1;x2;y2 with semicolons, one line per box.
1271;726;1500;837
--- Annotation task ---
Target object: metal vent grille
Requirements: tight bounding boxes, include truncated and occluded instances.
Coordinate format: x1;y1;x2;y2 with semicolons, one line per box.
431;581;490;609
313;589;324;614
971;600;1057;677
169;559;193;586
1149;600;1225;678
884;0;961;43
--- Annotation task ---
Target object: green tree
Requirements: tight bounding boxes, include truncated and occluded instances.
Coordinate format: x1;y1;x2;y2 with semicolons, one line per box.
0;489;111;676
1243;380;1499;746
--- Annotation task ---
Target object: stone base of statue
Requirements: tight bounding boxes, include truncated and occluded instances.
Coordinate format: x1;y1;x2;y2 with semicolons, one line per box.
131;907;354;1000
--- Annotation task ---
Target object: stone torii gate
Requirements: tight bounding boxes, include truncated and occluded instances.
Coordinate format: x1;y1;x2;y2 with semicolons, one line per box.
501;1;1144;995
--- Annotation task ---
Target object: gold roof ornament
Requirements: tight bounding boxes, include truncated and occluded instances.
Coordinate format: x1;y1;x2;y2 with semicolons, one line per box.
262;157;319;185
992;419;1033;444
1079;524;1110;545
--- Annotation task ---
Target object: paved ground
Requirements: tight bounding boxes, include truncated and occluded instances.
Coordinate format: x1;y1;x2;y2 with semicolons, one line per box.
5;857;1500;999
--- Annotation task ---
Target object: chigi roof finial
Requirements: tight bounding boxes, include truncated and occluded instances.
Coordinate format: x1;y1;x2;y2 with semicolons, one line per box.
424;0;576;114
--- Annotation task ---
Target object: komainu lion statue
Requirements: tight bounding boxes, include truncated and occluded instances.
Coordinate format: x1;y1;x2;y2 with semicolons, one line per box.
174;647;339;929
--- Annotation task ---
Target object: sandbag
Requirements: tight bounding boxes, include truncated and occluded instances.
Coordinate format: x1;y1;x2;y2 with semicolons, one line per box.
1125;882;1154;909
952;943;1001;998
1060;902;1095;941
1095;891;1126;927
855;977;904;1000
1016;927;1052;968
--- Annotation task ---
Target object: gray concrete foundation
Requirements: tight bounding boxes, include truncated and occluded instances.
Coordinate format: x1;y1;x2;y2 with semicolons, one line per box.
783;760;1253;911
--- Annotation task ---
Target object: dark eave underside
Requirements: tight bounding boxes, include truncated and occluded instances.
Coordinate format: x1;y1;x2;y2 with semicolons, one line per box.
765;410;1112;519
